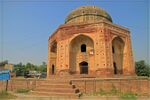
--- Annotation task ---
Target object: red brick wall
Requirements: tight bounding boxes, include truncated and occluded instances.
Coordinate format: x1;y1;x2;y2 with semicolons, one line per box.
71;77;150;95
0;79;36;91
0;77;149;96
0;80;6;91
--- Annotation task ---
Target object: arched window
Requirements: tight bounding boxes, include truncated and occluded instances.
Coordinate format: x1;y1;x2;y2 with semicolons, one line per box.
81;44;86;52
50;40;57;53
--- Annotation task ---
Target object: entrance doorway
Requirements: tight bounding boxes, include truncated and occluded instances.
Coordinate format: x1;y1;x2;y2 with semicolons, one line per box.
79;61;88;74
52;64;55;75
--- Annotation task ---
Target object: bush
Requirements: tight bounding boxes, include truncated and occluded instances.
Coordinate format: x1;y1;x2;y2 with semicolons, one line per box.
135;60;150;77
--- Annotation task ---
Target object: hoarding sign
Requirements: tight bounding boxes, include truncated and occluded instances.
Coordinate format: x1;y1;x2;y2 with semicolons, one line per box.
0;70;10;80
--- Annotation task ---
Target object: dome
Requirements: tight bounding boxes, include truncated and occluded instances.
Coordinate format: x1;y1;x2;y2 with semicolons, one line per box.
65;6;112;24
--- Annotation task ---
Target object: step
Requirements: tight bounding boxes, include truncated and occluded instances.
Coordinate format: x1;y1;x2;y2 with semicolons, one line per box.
37;81;71;85
31;91;78;98
34;88;75;93
36;84;72;88
39;82;70;85
38;78;71;81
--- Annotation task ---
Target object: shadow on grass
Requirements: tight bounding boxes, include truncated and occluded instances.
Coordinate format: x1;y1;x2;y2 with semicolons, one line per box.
15;88;30;93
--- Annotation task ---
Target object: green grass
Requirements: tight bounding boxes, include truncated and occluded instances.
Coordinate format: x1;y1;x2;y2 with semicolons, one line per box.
16;88;30;93
0;90;17;99
94;86;119;96
120;92;137;100
85;86;138;100
97;88;107;96
78;92;83;98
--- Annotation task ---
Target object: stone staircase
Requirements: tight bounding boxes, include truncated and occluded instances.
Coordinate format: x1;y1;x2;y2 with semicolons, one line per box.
30;78;82;98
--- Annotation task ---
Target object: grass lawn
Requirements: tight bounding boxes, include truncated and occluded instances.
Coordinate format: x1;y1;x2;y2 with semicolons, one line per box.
85;86;139;100
0;90;17;99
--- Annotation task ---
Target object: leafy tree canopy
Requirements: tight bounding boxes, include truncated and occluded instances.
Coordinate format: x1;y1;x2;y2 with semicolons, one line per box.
135;60;150;77
13;62;47;76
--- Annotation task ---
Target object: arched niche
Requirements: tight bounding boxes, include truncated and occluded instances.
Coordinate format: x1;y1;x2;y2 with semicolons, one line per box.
49;40;57;75
112;36;125;74
69;35;94;74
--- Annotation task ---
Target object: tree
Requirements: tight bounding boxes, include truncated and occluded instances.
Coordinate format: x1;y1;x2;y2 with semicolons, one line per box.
0;60;8;66
13;62;25;76
39;62;47;72
25;62;35;71
135;60;150;77
13;62;47;76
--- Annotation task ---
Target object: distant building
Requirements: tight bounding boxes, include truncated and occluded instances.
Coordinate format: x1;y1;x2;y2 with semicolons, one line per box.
0;60;14;72
47;6;135;77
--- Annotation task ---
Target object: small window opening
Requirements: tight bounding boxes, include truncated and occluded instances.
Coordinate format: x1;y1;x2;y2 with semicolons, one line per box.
81;44;86;52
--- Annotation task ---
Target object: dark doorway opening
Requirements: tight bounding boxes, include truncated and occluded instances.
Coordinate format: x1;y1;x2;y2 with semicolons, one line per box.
113;62;117;74
112;46;115;53
52;64;55;75
80;61;88;74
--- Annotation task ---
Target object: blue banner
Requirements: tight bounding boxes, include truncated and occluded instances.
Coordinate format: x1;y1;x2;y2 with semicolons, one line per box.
0;70;10;80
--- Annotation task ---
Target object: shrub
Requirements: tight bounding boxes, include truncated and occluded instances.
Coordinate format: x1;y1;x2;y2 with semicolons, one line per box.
135;60;150;77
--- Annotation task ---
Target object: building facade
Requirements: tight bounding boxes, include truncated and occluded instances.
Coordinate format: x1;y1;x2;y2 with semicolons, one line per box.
47;6;135;77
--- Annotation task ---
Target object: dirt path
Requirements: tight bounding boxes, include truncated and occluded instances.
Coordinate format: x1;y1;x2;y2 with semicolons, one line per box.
9;93;149;100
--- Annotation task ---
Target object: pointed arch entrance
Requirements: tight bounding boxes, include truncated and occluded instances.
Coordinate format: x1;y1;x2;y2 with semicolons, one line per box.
69;35;94;74
49;40;57;75
112;36;125;74
79;61;88;74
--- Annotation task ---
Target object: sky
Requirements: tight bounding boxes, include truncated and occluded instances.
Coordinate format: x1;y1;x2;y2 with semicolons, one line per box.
0;0;149;65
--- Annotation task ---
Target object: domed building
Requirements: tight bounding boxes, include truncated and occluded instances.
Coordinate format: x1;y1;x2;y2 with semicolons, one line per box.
47;6;135;77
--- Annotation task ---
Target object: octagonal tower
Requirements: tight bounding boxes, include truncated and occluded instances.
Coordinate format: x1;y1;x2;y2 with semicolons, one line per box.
47;6;135;77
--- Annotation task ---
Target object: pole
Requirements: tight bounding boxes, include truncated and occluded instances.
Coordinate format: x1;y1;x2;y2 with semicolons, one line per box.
6;80;8;91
